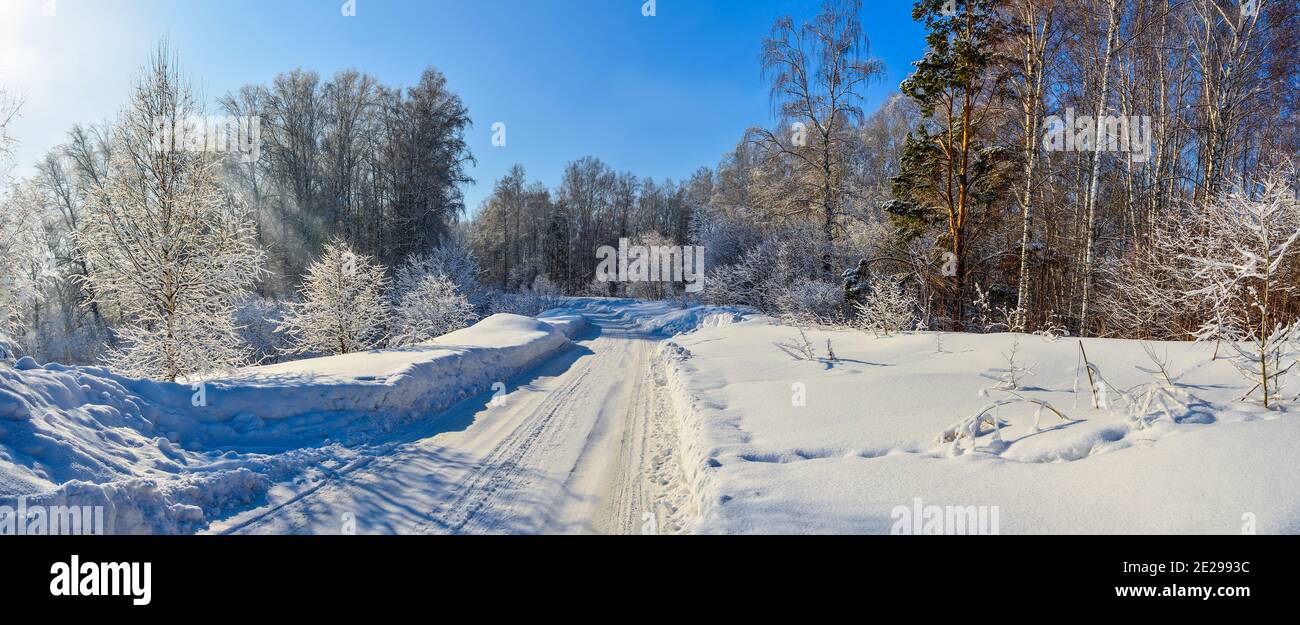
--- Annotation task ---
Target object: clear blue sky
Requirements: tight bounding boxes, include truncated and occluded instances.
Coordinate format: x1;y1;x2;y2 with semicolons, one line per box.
1;0;925;215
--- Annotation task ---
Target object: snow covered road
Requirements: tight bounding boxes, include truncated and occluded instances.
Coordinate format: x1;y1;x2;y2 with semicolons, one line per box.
222;308;690;535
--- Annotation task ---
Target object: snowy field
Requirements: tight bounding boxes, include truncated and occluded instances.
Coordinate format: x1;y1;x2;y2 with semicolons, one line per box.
658;317;1300;534
2;298;1297;534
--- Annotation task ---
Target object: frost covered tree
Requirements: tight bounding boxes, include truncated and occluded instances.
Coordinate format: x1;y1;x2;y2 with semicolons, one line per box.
0;83;17;165
76;45;265;381
1183;172;1300;408
233;295;290;365
278;238;391;355
747;0;885;265
0;180;53;345
1094;220;1195;341
412;236;487;309
390;253;478;346
852;275;917;336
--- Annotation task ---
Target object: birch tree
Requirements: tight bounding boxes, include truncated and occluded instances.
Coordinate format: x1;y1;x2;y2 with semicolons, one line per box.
748;0;885;272
77;45;265;381
1007;0;1057;330
391;260;477;346
1077;0;1122;335
0;180;52;343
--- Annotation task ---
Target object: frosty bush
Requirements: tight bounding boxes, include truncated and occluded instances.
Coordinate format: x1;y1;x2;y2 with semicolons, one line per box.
972;283;1014;333
404;239;488;311
485;292;532;316
0;333;19;365
979;339;1033;392
486;274;560;316
1124;343;1205;429
278;239;391;356
852;276;917;336
530;274;562;299
1182;172;1300;408
233;296;290;365
484;274;564;317
391;256;478;346
688;201;764;272
775;278;844;326
773;327;819;361
700;225;830;314
1093;223;1191;340
702;247;769;308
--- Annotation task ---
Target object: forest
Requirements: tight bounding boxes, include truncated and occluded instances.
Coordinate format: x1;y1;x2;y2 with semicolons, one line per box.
0;0;1297;385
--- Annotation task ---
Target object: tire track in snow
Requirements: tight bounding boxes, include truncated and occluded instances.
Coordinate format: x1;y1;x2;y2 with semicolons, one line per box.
230;313;694;535
415;344;607;534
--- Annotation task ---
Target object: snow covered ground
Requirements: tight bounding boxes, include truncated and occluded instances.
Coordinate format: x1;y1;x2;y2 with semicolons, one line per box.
2;298;1296;534
658;319;1300;534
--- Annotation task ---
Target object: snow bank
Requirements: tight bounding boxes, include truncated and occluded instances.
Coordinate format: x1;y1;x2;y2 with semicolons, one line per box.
2;469;269;534
144;314;573;449
537;311;589;338
654;338;749;525
0;313;576;533
654;322;1300;534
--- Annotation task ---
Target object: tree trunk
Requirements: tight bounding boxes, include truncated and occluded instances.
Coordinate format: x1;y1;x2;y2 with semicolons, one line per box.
1078;0;1121;336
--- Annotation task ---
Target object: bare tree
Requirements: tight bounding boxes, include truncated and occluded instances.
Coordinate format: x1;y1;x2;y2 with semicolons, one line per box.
748;0;885;272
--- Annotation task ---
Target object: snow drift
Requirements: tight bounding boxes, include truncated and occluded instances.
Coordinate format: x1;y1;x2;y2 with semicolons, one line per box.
0;313;577;533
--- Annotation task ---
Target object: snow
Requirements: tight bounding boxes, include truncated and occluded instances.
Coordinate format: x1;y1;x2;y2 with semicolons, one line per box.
536;311;588;338
3;298;1297;534
0;313;575;533
656;317;1300;533
548;297;753;335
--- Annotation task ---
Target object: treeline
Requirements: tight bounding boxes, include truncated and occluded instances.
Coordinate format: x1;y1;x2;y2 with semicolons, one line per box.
0;44;481;370
469;160;709;294
878;0;1300;337
218;66;474;294
4;0;1300;377
470;0;1299;339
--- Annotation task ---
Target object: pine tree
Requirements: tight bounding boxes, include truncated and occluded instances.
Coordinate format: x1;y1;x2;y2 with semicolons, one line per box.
885;0;1007;322
278;238;391;356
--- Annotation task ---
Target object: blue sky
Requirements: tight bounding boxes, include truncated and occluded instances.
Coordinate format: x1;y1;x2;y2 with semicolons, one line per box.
0;0;925;215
